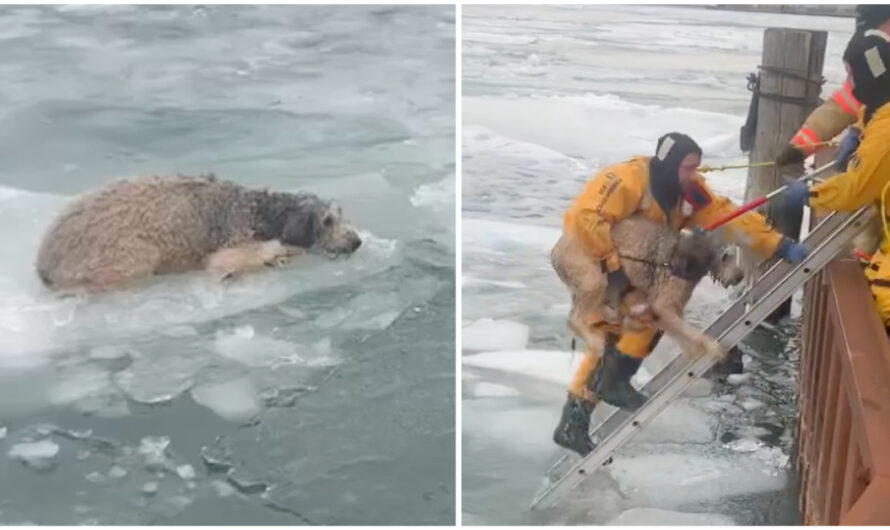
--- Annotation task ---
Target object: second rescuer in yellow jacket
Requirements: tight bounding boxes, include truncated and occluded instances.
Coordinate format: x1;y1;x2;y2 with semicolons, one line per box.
775;6;890;170
551;132;807;457
784;30;890;328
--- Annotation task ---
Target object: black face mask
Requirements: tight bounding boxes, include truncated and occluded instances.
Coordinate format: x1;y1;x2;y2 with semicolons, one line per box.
649;133;702;217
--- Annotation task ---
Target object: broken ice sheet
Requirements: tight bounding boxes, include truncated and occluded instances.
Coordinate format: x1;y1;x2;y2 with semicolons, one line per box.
214;326;305;368
8;438;60;471
191;377;261;422
114;350;208;404
138;436;171;471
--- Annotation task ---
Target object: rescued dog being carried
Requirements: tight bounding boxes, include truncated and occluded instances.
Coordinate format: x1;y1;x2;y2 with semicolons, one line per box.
550;132;808;457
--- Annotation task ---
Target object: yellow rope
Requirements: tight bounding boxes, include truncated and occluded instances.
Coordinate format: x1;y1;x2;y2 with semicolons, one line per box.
882;179;890;245
700;139;840;173
699;161;775;173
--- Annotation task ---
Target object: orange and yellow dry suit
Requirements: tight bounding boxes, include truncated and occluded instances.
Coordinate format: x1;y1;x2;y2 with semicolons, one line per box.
809;103;890;326
790;80;865;155
563;156;784;399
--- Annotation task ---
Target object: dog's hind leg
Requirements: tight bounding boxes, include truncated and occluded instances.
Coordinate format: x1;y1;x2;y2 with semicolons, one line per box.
77;242;162;292
205;240;303;282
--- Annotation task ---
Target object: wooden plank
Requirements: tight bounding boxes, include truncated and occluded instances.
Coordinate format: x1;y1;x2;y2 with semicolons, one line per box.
826;397;852;524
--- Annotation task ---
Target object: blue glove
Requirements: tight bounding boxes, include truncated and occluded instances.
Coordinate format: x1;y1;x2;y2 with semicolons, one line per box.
774;238;808;264
782;177;810;210
834;127;861;172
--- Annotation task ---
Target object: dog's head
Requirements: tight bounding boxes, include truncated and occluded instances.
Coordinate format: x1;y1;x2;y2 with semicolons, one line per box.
709;244;745;288
670;229;745;287
670;229;718;283
254;192;361;258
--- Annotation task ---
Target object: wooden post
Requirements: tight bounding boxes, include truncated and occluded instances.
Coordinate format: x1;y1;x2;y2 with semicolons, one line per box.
744;27;828;322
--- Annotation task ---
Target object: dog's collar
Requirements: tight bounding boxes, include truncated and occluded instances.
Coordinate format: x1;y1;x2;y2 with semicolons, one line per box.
618;253;671;269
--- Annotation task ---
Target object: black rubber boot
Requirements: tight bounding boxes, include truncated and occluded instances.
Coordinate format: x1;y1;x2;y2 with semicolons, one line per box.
552;393;597;456
593;340;649;411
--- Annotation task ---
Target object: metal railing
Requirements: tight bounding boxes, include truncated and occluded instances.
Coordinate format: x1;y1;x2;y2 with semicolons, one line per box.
798;258;890;525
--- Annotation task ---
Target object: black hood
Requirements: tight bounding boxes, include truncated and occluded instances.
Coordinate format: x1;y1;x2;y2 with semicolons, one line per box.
856;4;890;32
649;132;702;216
844;30;890;123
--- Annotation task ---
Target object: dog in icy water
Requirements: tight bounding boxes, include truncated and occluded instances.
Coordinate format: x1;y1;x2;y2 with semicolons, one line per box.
36;174;362;293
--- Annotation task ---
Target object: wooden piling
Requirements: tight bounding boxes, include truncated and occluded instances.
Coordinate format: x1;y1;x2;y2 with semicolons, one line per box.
744;27;828;322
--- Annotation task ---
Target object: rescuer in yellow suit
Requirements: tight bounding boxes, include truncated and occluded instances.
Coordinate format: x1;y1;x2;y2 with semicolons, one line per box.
784;30;890;328
552;132;808;456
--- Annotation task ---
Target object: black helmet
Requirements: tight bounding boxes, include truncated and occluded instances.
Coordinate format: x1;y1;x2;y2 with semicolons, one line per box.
844;29;890;121
649;132;702;215
856;5;890;31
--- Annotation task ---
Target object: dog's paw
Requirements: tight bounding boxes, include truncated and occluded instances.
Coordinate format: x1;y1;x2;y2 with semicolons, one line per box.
627;304;655;329
685;336;724;363
703;338;727;362
265;255;291;268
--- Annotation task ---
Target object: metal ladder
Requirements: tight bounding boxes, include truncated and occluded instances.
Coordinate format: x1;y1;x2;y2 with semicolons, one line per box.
529;203;875;511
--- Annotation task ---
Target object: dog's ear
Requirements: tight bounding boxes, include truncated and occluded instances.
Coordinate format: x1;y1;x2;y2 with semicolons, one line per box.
282;209;318;248
670;233;714;282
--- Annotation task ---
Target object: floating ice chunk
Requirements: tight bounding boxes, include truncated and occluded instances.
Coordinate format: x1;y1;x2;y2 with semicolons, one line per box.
0;426;6;439
473;382;520;398
754;446;791;470
740;398;765;411
191;377;261;422
48;365;112;405
176;464;196;480
108;465;127;479
607;507;735;526
212;479;237;497
85;471;105;483
306;355;340;368
315;292;406;331
138;436;171;471
462;403;563;456
634;400;716;445
737;425;771;439
608;451;786;508
114;352;207;404
214;328;303;368
50;364;131;418
277;306;306;319
727;373;752;385
88;345;132;360
462;319;530;352
462;350;579;386
142;481;159;496
682;378;714;398
227;472;269;494
724;437;763;453
314;307;350;329
410;176;454;209
158;325;199;338
8;439;59;470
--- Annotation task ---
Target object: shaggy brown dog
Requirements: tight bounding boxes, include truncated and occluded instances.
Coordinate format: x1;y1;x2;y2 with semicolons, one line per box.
551;214;745;363
36;174;361;292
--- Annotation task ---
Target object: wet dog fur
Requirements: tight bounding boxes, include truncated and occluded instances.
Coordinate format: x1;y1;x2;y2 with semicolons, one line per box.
551;214;745;363
36;174;362;292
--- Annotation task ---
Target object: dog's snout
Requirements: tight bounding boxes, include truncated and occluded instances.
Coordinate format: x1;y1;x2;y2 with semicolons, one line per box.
350;232;362;252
